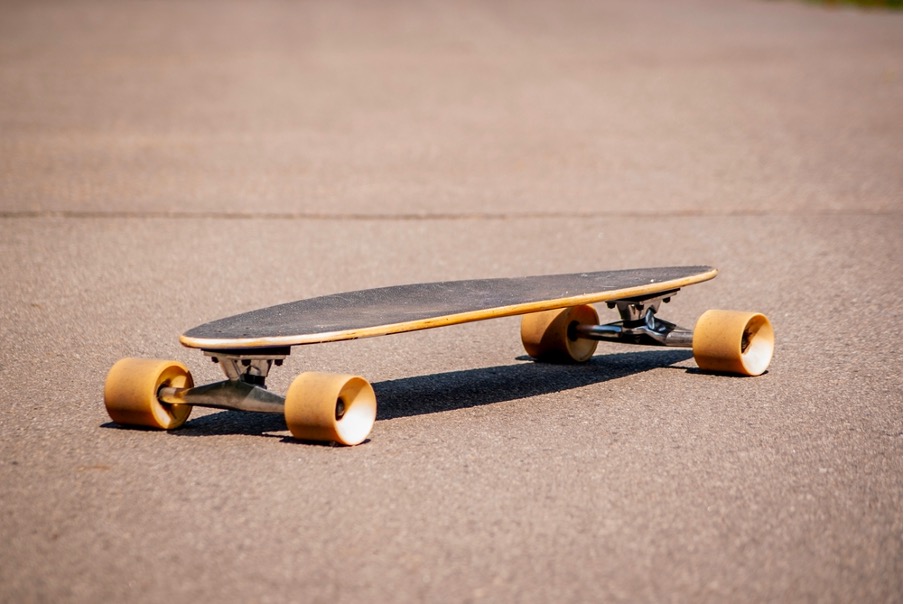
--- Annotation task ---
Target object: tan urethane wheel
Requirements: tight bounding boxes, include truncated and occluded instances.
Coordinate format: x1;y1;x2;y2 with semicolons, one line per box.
285;372;376;446
103;358;193;429
692;310;774;376
520;304;599;363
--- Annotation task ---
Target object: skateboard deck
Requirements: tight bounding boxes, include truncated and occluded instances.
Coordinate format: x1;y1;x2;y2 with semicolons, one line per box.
180;266;719;350
104;265;774;447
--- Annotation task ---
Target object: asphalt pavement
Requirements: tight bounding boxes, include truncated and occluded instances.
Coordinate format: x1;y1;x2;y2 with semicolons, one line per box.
1;1;901;602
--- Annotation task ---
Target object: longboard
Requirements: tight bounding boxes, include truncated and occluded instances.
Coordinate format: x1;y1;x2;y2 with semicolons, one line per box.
104;266;774;446
180;266;719;349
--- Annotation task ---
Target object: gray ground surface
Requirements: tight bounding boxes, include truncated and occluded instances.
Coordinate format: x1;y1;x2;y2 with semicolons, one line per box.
1;1;901;602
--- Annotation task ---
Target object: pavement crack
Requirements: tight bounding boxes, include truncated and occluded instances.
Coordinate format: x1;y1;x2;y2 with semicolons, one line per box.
0;208;898;221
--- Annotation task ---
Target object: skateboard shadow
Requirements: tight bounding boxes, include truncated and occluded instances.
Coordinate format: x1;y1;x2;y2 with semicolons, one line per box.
374;349;692;420
154;349;692;437
100;415;290;439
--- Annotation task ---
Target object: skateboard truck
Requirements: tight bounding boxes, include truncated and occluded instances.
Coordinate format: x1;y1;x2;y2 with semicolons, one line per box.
156;348;292;414
573;290;694;348
204;347;291;386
